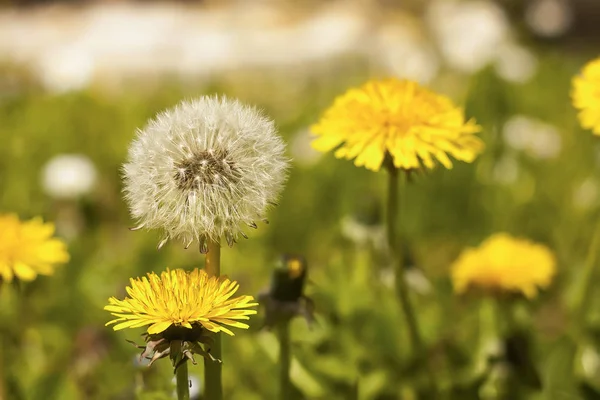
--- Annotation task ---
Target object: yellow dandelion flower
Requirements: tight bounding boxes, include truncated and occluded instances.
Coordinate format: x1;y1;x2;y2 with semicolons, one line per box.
451;233;556;298
572;57;600;135
0;214;69;282
311;78;484;171
105;268;258;336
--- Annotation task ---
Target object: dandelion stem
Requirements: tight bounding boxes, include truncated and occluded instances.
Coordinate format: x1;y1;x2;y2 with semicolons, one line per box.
576;220;600;327
205;239;221;278
204;240;223;400
386;165;423;351
277;320;292;399
385;163;438;393
174;343;190;400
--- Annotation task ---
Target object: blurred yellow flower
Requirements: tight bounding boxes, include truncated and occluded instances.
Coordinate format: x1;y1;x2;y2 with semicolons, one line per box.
572;57;600;135
0;214;69;282
451;233;556;298
311;78;484;171
105;268;258;335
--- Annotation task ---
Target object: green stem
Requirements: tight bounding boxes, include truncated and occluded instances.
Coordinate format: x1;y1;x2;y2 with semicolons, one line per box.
278;321;291;400
386;165;438;394
386;166;423;351
575;221;600;328
204;240;222;400
0;329;5;400
494;299;516;337
175;355;190;400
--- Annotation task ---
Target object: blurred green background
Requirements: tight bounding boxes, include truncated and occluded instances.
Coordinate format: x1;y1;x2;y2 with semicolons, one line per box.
1;0;600;399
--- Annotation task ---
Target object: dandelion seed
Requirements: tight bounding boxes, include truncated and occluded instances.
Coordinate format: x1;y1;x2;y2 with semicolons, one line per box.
0;214;69;283
123;96;289;249
450;233;556;298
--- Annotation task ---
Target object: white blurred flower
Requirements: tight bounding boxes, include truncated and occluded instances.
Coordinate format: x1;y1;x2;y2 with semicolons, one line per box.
503;116;532;151
502;115;561;159
528;130;561;160
494;43;538;84
35;45;95;93
525;0;573;38
375;25;439;84
379;267;431;295
340;215;385;250
341;215;386;250
123;96;289;251
427;0;509;73
42;154;97;199
572;178;598;211
492;155;520;185
290;128;322;167
405;268;432;295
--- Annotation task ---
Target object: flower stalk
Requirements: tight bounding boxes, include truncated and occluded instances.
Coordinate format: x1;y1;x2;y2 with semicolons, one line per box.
385;161;438;393
277;320;292;400
385;163;423;352
575;220;600;328
204;240;222;400
173;340;190;400
258;255;312;399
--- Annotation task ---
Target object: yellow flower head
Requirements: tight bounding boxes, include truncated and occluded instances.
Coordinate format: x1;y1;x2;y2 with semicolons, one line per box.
451;233;556;298
0;214;69;282
105;268;258;335
572;58;600;135
311;78;484;171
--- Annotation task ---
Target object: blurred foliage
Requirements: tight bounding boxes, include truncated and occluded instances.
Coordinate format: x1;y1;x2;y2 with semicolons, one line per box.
1;39;600;400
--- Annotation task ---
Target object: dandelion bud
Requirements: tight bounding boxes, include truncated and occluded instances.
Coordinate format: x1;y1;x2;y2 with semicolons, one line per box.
123;96;289;249
259;255;314;328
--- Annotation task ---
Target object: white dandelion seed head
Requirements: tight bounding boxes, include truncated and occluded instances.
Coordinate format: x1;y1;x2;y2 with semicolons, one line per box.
123;95;289;250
